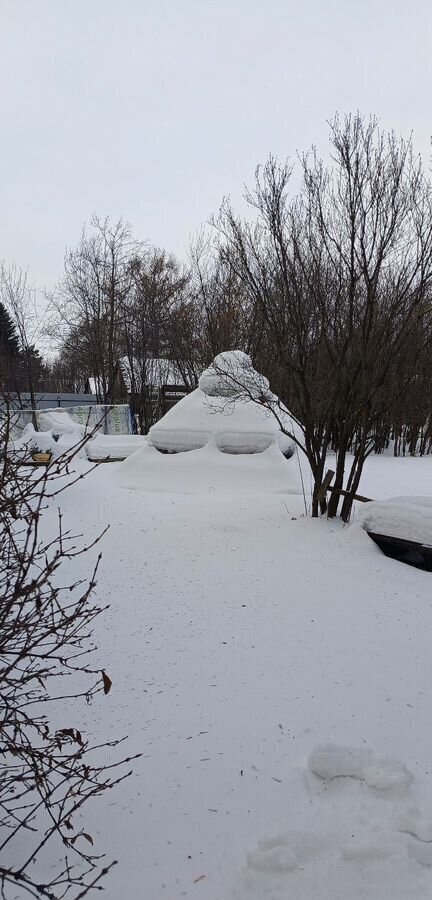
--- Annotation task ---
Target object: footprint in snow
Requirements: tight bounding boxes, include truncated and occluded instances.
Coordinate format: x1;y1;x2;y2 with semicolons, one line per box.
308;743;413;791
233;743;432;899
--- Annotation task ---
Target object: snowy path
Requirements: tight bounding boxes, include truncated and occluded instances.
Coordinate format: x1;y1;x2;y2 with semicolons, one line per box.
49;456;432;899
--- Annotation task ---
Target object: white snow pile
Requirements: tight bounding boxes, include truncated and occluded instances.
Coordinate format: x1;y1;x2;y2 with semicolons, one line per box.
148;351;297;457
148;388;293;455
359;496;432;547
85;433;147;461
198;350;271;400
36;409;87;435
10;412;87;458
8;409;145;462
11;424;61;457
37;406;110;435
113;351;303;493
113;439;301;494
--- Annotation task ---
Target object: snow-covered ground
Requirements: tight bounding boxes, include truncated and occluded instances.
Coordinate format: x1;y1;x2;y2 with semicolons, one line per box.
44;451;432;899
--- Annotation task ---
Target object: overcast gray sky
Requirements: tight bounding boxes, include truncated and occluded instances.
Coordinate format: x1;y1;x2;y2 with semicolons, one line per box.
1;0;431;295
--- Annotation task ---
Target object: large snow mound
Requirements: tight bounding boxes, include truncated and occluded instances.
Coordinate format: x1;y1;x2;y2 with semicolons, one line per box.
360;496;432;547
148;387;296;456
113;441;301;494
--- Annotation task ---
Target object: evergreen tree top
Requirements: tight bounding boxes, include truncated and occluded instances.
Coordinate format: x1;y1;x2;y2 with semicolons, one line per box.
0;302;20;357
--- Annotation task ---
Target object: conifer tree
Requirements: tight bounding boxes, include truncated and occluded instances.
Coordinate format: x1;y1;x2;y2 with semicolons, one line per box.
0;300;20;358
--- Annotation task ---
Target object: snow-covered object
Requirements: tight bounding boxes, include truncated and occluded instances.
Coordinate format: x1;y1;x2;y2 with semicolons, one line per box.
113;440;301;494
8;404;132;439
37;409;86;436
12;425;60;456
360;496;432;547
11;413;89;459
85;433;147;461
147;387;295;456
199;350;271;400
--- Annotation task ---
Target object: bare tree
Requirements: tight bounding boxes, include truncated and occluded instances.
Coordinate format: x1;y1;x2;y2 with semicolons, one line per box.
213;115;432;518
300;115;432;518
119;249;195;431
55;217;139;404
44;349;91;395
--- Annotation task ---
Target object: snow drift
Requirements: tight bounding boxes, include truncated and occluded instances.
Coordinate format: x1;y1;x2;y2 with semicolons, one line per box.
113;440;301;494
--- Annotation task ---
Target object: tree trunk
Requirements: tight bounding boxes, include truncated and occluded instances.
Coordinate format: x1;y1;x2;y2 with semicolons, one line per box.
327;445;347;518
340;452;367;522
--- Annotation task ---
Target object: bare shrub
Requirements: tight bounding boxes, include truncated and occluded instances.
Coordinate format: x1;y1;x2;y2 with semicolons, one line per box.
0;408;137;899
